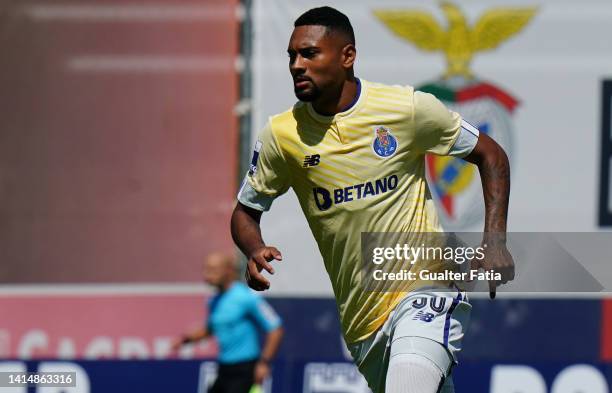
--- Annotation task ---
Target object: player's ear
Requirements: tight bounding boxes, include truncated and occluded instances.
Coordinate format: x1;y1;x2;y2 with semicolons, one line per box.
341;44;356;69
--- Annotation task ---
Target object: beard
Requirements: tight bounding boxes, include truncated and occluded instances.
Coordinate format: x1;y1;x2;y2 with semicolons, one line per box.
294;82;320;102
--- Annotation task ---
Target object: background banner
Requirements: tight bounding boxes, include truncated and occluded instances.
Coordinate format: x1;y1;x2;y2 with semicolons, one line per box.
250;0;612;295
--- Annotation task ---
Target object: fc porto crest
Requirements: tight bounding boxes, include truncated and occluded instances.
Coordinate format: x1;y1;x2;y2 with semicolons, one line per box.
372;126;398;158
375;2;537;229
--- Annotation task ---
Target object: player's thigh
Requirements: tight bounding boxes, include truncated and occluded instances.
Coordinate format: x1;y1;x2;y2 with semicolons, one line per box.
392;290;471;361
390;336;454;378
347;323;393;393
386;352;448;393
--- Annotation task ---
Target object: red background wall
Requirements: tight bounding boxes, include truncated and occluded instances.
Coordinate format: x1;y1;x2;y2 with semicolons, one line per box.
0;0;239;282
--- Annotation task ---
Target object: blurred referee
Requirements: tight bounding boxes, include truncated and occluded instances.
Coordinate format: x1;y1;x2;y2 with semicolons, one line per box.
173;252;284;393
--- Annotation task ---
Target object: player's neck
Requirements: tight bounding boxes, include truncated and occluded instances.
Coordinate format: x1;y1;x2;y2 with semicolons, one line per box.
312;77;359;116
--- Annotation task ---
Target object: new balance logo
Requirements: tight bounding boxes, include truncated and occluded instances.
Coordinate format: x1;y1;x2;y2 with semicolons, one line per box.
303;154;321;167
412;311;435;323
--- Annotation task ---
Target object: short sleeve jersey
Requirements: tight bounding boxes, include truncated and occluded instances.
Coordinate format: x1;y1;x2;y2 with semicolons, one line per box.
207;282;282;364
238;79;477;344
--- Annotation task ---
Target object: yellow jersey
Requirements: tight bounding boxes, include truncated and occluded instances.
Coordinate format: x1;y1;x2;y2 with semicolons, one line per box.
238;79;477;343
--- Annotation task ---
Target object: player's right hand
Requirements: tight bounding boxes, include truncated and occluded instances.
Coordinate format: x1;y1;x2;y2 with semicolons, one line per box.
246;246;283;291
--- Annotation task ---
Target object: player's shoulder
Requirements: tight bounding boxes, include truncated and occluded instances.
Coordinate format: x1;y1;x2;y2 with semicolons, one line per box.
362;79;415;102
411;89;452;118
265;102;307;141
271;101;307;123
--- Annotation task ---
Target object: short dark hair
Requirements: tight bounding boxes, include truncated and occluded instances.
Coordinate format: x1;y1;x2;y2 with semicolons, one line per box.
294;6;355;45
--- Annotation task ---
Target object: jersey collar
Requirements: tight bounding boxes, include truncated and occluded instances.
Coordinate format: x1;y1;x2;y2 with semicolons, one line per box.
306;78;366;123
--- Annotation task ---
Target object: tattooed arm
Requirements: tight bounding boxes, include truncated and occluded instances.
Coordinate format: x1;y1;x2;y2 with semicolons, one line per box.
464;133;510;233
463;133;514;298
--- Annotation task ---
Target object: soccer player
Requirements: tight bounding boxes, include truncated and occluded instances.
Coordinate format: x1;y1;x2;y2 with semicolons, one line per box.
231;6;513;393
172;253;284;393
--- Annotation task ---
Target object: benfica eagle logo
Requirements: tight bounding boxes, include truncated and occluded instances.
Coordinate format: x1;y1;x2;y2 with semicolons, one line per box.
375;2;537;229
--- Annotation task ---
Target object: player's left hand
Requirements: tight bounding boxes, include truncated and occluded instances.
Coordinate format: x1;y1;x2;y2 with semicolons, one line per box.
471;237;514;299
254;361;271;384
